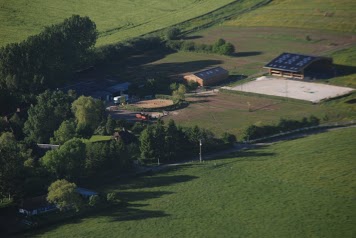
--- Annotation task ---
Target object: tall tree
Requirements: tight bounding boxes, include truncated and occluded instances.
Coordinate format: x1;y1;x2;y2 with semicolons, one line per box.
41;138;86;180
0;15;97;113
71;96;105;133
50;120;77;144
47;179;82;211
165;119;179;161
24;90;73;143
0;132;25;200
139;126;155;161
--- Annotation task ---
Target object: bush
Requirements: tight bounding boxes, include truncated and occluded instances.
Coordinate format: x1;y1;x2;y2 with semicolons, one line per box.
165;27;181;40
221;132;237;145
89;195;100;207
107;192;118;203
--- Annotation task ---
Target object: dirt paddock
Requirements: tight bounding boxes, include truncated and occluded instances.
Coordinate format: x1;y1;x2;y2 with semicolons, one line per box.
131;99;174;108
226;76;354;103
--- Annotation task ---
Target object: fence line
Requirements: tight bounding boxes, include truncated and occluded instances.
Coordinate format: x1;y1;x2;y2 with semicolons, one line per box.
247;120;356;143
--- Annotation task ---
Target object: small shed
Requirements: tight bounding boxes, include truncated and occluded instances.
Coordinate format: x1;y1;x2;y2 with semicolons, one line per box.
264;52;333;79
183;67;229;86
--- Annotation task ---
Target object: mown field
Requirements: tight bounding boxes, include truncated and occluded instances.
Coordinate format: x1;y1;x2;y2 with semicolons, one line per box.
226;0;356;33
0;0;239;47
27;128;356;237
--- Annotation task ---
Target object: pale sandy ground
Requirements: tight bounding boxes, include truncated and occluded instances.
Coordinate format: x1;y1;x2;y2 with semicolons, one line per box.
131;99;173;108
223;76;354;103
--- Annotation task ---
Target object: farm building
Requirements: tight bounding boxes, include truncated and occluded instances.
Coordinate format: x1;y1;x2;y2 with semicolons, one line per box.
184;67;229;86
264;53;333;79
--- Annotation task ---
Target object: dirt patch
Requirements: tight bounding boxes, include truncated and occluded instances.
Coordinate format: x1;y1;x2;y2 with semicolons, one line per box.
131;99;174;109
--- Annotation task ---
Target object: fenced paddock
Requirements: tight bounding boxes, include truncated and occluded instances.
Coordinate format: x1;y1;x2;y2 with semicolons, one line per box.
225;76;354;103
130;99;174;109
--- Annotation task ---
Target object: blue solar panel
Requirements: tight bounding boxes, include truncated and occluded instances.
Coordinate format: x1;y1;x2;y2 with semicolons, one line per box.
265;53;317;72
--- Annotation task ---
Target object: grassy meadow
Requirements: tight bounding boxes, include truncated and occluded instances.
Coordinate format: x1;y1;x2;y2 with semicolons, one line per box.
226;0;356;33
0;0;238;46
27;128;356;237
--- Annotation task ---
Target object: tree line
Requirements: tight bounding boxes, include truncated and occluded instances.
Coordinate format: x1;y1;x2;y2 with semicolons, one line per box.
0;15;97;114
243;116;320;141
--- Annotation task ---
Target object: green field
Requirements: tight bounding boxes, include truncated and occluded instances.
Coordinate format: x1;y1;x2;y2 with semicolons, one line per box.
0;0;238;47
226;0;356;33
27;128;356;237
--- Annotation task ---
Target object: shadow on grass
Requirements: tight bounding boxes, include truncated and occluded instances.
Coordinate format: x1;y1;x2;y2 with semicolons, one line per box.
120;174;198;190
213;149;276;161
110;205;169;222
233;51;262;57
183;35;202;40
189;99;210;104
119;191;173;202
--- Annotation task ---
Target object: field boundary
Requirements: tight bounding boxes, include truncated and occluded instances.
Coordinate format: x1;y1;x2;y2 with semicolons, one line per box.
247;120;356;143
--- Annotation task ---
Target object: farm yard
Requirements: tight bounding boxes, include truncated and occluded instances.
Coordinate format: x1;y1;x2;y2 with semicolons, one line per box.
1;0;356;237
224;77;355;103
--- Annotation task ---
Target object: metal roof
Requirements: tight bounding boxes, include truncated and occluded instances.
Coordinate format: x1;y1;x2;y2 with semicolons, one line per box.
264;53;325;73
193;67;228;81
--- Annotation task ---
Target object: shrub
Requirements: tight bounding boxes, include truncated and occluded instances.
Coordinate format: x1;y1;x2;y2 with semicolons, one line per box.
89;195;100;207
107;192;118;203
221;132;237;145
165;27;181;40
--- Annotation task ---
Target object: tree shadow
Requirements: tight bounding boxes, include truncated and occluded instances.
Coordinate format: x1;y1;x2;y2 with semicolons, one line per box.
188;99;210;104
233;51;262;57
182;35;202;40
213;149;276;161
118;191;173;202
109;205;169;222
120;174;198;190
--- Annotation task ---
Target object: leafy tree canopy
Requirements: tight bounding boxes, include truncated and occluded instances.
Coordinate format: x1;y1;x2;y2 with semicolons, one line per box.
47;179;82;211
24;90;74;143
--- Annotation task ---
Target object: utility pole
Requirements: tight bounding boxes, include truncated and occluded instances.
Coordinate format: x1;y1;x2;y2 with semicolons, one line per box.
199;139;202;163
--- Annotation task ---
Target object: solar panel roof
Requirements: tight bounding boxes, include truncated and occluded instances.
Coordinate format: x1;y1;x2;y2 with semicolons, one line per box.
264;53;318;73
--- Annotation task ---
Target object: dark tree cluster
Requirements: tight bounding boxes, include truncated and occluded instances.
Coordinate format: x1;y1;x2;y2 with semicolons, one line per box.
0;15;98;114
166;38;235;56
139;119;226;163
243;116;321;141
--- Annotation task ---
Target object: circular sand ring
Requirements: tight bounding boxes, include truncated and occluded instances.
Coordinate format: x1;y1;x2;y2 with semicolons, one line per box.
131;99;174;109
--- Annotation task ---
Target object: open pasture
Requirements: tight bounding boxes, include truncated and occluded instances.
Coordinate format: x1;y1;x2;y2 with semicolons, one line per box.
0;0;235;46
27;128;356;237
225;0;356;33
226;76;355;103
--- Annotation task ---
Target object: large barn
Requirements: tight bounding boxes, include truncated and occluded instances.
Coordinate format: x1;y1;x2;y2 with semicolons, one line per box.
264;53;333;79
183;67;229;86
